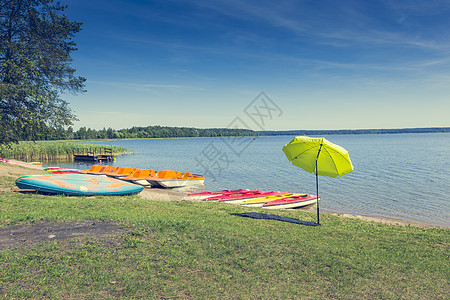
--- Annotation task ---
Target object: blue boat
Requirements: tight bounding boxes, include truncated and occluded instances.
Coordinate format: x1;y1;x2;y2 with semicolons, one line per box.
15;173;144;196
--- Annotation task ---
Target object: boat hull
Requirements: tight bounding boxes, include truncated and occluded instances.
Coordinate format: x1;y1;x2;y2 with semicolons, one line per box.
239;193;299;207
148;178;204;188
16;174;144;196
262;195;319;209
1;158;44;170
183;189;260;201
132;179;152;186
215;191;287;204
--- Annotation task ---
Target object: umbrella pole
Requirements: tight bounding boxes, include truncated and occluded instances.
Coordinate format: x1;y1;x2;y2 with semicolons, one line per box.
316;165;320;225
315;144;322;226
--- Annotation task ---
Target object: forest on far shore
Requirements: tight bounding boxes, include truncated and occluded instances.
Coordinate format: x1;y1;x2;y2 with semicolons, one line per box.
29;125;257;141
16;125;450;142
259;127;450;136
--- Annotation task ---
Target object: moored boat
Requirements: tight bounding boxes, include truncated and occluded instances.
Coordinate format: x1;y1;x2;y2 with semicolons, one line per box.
262;194;319;209
120;169;156;186
79;166;204;188
0;158;45;170
146;171;204;188
15;173;144;196
209;191;287;204
108;167;139;178
240;193;303;207
157;172;204;188
184;189;260;201
79;165;103;174
45;167;79;174
48;169;80;174
84;165;117;175
143;170;181;187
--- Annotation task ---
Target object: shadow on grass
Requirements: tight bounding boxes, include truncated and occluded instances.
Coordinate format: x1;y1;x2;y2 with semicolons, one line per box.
232;212;319;226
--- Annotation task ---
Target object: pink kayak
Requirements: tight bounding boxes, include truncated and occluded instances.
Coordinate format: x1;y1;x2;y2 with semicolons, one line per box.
0;158;44;170
210;191;288;204
184;189;260;201
49;170;80;174
262;194;319;209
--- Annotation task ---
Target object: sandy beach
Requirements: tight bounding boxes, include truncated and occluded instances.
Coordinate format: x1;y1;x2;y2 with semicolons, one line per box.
1;163;447;229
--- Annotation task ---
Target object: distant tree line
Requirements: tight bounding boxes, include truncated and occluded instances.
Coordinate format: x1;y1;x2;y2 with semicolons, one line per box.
21;125;258;141
17;125;450;141
259;127;450;136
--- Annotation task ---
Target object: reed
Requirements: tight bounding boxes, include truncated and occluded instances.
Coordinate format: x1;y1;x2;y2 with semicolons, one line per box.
0;141;127;161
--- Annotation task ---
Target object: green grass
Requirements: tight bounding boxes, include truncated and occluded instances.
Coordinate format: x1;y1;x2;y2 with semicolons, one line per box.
0;189;448;298
0;141;127;161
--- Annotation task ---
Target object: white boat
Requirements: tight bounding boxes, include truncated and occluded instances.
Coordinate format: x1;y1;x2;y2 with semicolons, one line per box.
120;169;156;187
132;179;153;186
154;177;205;188
146;170;205;188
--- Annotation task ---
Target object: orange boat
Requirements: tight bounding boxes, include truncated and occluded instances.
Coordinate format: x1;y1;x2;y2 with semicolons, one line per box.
120;169;156;186
108;167;139;178
84;165;118;175
144;170;204;188
79;165;103;174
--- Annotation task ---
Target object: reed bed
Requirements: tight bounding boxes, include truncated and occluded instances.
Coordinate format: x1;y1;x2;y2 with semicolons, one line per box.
0;141;127;161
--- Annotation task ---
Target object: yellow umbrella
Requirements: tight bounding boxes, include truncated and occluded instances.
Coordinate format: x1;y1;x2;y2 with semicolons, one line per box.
282;136;354;225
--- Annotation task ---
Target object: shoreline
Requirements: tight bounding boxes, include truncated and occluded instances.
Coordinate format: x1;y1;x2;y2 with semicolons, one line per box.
324;210;447;229
1;163;448;230
26;127;450;143
137;188;449;229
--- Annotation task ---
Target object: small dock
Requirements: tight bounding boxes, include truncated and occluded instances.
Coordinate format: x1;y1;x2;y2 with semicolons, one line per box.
73;147;114;162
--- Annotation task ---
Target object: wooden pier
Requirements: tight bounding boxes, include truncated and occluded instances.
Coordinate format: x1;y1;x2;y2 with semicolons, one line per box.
73;147;115;162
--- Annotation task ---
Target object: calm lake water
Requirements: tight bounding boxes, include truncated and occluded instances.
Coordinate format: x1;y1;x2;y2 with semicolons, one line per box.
47;133;450;227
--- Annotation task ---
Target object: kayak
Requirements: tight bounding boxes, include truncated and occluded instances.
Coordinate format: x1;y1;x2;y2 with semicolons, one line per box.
240;193;304;207
45;167;80;174
184;189;260;201
0;158;45;170
15;173;143;196
262;194;319;209
210;191;288;204
48;170;80;174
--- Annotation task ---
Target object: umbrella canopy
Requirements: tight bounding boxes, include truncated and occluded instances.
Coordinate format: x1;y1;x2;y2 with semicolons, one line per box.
283;136;353;177
282;136;354;225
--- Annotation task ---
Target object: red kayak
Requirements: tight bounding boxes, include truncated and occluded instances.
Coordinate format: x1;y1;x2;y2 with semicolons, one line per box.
209;191;287;204
262;194;319;209
184;189;260;201
49;170;80;174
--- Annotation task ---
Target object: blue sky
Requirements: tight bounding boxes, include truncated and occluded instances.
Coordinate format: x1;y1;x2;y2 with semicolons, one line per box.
64;0;450;130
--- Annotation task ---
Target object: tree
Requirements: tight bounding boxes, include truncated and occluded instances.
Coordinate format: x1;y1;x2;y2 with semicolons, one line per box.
0;0;85;145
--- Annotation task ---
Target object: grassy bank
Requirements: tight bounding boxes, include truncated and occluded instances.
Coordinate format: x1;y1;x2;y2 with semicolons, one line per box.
0;141;127;161
0;168;448;298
